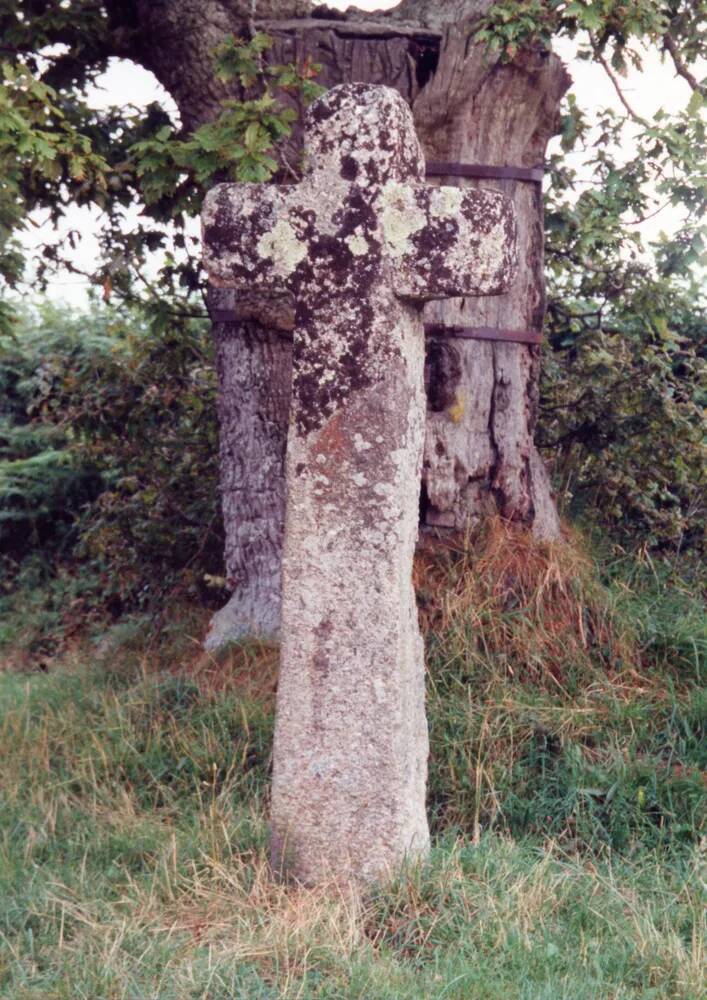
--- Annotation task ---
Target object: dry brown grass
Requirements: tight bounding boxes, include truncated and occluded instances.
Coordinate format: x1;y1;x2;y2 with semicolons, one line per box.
415;517;638;684
177;636;280;704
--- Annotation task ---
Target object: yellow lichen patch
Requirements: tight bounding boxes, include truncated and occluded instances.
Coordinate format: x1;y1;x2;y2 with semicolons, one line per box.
447;393;465;423
380;183;426;258
257;218;307;278
431;186;465;217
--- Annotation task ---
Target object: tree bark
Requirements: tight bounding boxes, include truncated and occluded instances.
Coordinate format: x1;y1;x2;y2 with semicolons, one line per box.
413;29;570;538
204;291;293;648
107;1;570;640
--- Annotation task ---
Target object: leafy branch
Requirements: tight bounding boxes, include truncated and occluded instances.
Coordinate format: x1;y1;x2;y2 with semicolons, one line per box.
130;34;323;209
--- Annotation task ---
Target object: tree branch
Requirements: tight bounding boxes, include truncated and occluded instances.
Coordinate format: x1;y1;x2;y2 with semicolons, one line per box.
663;31;705;95
590;36;648;128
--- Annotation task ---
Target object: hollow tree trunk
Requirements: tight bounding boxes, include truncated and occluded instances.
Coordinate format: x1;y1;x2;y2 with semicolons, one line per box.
413;29;570;538
108;1;570;641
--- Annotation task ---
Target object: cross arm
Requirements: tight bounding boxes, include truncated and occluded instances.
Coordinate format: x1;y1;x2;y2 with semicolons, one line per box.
381;184;517;302
202;182;302;295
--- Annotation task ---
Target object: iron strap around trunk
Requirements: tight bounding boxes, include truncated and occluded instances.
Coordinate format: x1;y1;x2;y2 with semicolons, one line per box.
425;162;544;184
424;324;542;346
207;313;542;346
209;307;239;323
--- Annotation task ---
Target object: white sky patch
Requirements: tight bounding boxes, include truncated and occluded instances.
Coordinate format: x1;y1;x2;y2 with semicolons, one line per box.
17;0;701;305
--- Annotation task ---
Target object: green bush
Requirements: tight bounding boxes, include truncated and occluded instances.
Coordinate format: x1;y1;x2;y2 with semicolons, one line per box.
0;303;106;559
0;298;225;619
540;271;706;553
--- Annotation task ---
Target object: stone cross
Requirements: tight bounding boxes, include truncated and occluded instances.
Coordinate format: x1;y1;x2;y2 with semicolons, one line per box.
202;83;516;884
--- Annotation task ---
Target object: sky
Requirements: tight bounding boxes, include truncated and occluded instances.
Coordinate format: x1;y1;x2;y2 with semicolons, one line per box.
21;0;698;305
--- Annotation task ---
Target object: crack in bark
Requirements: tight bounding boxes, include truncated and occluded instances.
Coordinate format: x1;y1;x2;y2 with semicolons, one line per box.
487;342;503;516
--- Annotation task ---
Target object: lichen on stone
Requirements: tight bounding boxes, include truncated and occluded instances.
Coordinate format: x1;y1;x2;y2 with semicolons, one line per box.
345;232;370;257
431;186;465;217
257;217;307;278
380;183;427;258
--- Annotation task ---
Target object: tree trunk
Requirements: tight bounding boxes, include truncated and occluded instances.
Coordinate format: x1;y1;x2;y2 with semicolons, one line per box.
204;291;292;648
110;1;570;640
413;29;570;538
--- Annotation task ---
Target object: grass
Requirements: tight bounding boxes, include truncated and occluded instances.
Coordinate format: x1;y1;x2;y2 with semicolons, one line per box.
0;529;705;998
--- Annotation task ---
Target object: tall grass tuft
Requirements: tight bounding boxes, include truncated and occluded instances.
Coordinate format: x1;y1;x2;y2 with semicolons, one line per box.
416;518;636;687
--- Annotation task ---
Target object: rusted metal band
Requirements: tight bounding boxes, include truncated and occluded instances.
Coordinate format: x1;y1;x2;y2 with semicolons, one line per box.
208;307;541;346
425;162;544;184
209;306;238;322
424;324;542;345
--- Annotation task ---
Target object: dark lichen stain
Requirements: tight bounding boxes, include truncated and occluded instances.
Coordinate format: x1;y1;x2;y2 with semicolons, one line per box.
340;155;359;181
310;616;335;734
203;220;232;260
336;187;378;236
411;211;459;289
310;99;336;124
312;652;330;676
290;186;394;437
204;186;238;258
205;188;277;286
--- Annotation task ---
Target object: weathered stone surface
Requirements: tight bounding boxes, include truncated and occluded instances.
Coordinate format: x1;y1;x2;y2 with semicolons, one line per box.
202;83;516;883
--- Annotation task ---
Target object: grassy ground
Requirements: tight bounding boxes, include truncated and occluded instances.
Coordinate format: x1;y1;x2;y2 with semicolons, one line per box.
0;531;705;998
